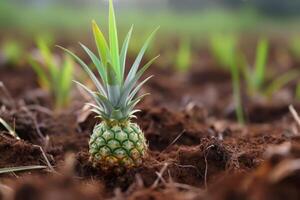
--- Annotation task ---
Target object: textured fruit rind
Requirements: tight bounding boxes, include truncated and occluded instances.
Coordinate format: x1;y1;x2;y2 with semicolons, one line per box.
89;121;147;169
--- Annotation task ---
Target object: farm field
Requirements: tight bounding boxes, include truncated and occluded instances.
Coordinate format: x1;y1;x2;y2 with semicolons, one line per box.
1;1;300;200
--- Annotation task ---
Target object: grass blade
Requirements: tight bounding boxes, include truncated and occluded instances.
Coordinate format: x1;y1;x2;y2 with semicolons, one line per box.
230;61;245;124
57;55;73;107
210;34;237;69
29;58;50;90
254;38;268;89
0;165;47;174
296;82;300;100
175;37;191;72
37;38;58;82
264;70;299;98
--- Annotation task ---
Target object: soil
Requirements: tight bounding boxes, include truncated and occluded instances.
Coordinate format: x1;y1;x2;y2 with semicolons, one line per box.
1;44;300;200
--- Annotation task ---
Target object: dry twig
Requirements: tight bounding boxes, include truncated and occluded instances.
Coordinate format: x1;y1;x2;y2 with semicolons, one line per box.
0;81;14;104
289;105;300;132
159;130;185;156
269;159;300;183
33;145;55;172
204;145;214;189
151;162;169;188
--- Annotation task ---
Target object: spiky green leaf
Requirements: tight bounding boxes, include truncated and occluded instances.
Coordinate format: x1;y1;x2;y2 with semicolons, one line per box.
120;26;133;80
80;43;107;83
124;27;159;86
119;55;159;106
126;76;153;104
58;45;107;97
108;0;121;81
74;80;105;109
92;20;110;65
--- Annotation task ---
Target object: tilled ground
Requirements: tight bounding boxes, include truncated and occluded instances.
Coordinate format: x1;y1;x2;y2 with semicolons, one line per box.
1;51;300;200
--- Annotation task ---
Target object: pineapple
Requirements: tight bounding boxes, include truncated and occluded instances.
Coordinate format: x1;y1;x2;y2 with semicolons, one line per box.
61;0;158;170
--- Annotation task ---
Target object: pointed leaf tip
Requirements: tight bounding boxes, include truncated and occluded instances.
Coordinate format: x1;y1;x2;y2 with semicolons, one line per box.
92;20;110;66
108;0;120;81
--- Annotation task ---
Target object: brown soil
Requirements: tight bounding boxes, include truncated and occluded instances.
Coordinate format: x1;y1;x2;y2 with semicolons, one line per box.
1;50;300;200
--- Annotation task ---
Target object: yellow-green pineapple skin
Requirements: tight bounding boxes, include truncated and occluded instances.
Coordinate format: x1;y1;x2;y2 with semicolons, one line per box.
89;121;147;170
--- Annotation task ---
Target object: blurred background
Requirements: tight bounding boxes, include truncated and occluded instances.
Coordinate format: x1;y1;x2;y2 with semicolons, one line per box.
1;0;300;40
1;0;300;121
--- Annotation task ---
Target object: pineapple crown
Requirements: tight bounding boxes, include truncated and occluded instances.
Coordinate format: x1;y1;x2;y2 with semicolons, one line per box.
60;0;159;123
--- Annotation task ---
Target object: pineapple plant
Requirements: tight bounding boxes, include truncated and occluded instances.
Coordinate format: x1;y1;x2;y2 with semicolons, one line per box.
30;38;74;110
60;0;158;170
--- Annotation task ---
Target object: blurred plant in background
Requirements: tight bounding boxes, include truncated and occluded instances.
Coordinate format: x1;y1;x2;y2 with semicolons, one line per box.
230;56;245;124
296;82;300;101
1;0;300;41
240;39;299;99
290;36;300;60
0;39;24;66
29;38;74;110
175;37;192;72
0;0;300;124
228;38;300;124
241;39;269;96
210;34;237;70
207;32;245;123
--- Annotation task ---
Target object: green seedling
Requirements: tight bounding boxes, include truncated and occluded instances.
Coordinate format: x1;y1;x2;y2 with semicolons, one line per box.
1;40;24;66
210;34;237;69
30;38;74;110
290;36;300;59
175;37;191;72
242;38;268;94
289;36;300;101
209;34;245;123
296;82;300;101
60;0;158;170
230;61;245;125
210;34;246;123
241;39;299;99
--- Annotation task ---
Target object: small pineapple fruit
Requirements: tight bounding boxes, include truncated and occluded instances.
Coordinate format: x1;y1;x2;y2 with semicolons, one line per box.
89;122;147;169
62;0;158;170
